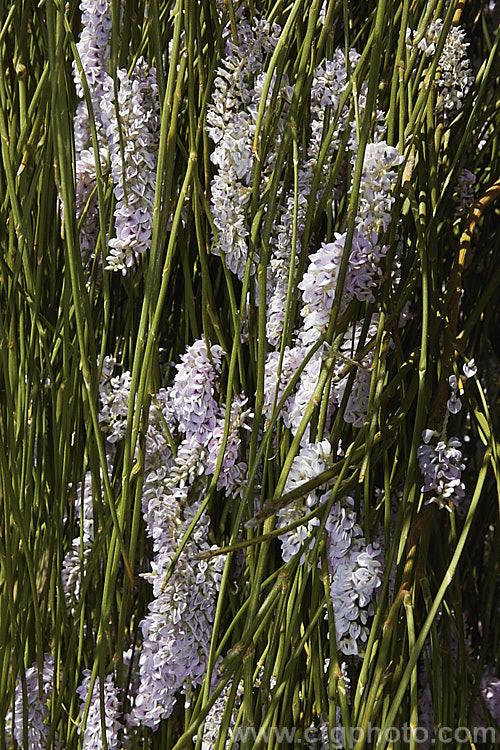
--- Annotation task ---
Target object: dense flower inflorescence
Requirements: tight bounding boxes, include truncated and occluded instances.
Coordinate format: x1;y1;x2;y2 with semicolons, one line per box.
205;394;252;495
265;48;360;346
206;16;281;280
72;0;159;272
334;318;379;427
165;339;224;442
406;19;474;117
61;469;96;610
131;498;225;728
98;362;133;443
325;498;382;655
285;318;379;438
72;0;113;262
100;60;159;272
298;232;385;347
77;670;123;750
417;432;466;511
5;655;56;749
200;677;244;749
356;142;404;238
263;346;308;428
276;441;331;563
97;337;234;731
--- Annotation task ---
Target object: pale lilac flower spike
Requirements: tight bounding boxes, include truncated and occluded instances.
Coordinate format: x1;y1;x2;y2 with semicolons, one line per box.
165;338;224;443
77;670;123;750
417;434;466;511
5;654;56;749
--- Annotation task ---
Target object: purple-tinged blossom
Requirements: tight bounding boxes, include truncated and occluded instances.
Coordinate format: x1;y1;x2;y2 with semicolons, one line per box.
288;319;378;437
132;500;225;729
205;395;252;495
325;499;382;655
165;339;224;443
77;670;123;750
206;17;281;281
406;20;474;117
61;469;96;611
200;677;244;749
75;143;109;264
356;141;404;238
100;60;159;273
266;49;359;346
141;436;205;549
276;441;331;563
333;318;379;428
287;350;323;439
72;0;113;264
73;3;160;273
263;346;308;428
417;434;466;511
98;366;132;443
5;654;56;749
298;232;386;347
73;0;112;101
463;358;477;379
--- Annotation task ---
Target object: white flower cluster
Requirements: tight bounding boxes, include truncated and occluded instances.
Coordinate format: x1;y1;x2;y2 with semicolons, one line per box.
206;15;403;451
325;498;382;655
406;19;474;117
356;142;404;238
5;654;56;749
263;345;307;428
286;350;323;439
298;232;384;346
277;440;331;563
417;432;466;511
73;0;113;101
274;440;381;654
98;357;133;443
297;140;402;343
277;317;378;439
93;339;251;732
206;16;281;280
73;0;159;273
77;670;123;750
165;338;224;442
266;49;360;346
101;61;159;272
205;394;252;495
131;497;225;729
268;134;401;437
334;319;379;428
72;0;113;263
416;359;476;511
61;469;95;611
200;676;244;749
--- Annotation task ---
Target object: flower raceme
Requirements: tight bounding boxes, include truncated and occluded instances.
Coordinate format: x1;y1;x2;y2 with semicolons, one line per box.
72;0;159;274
